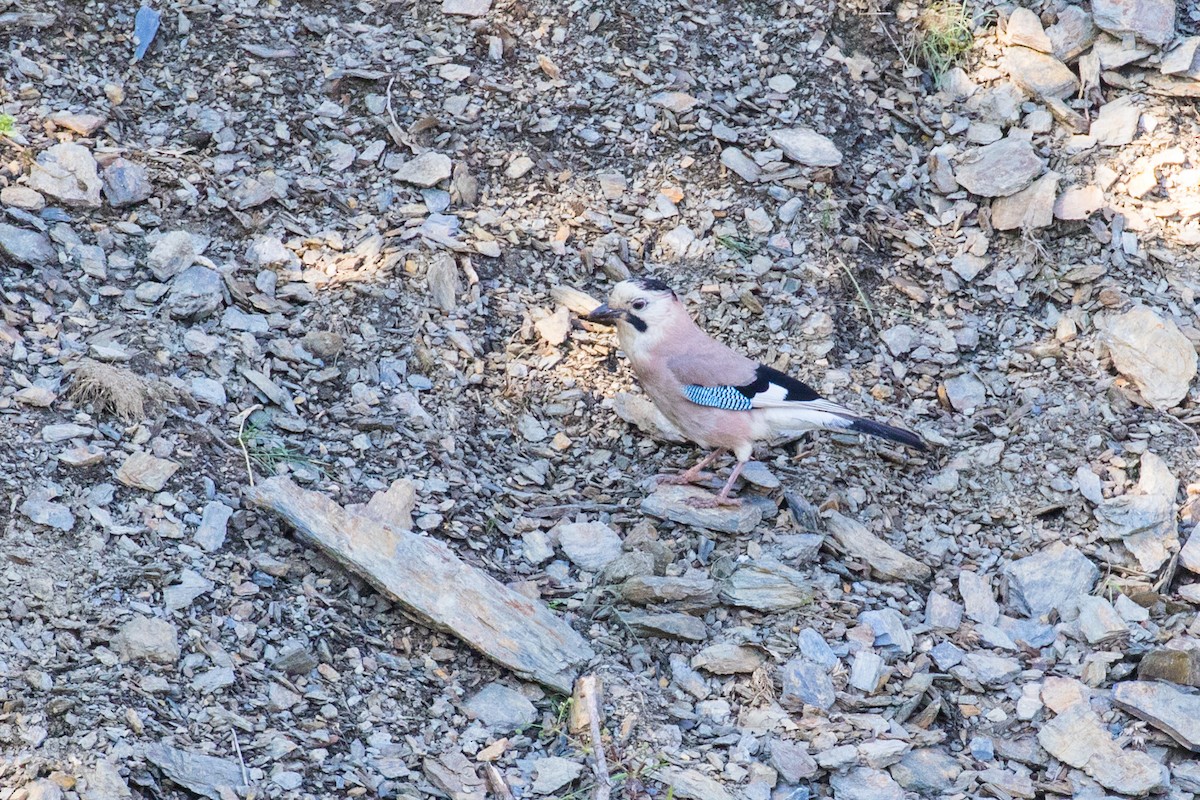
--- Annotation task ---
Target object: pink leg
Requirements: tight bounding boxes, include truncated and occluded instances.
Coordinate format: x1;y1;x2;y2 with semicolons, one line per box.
657;449;727;486
686;459;748;508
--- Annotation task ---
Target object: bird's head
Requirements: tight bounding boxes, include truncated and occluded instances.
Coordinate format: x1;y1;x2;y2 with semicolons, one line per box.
586;278;679;338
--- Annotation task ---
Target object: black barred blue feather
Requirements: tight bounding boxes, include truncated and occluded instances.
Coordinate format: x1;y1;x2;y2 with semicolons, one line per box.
683;384;754;410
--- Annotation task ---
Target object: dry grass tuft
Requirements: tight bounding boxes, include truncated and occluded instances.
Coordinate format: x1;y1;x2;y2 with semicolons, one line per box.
67;359;166;422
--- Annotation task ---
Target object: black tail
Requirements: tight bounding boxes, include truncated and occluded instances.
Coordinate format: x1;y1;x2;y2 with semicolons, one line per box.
847;417;927;451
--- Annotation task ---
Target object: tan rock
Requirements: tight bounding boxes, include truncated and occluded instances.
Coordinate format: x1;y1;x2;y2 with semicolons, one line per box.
1005;46;1079;99
1004;8;1053;52
991;171;1059;230
1098;305;1198;410
116;451;180;491
1054;185;1105;219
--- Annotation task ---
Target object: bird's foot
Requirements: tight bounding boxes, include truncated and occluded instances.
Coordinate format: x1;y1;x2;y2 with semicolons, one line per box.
685;493;743;509
657;470;717;486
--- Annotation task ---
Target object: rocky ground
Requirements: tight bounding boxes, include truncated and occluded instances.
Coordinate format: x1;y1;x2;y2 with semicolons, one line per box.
3;0;1200;798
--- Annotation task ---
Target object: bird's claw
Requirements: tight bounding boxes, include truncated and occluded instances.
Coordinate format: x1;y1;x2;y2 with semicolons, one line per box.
657;471;716;486
684;494;743;509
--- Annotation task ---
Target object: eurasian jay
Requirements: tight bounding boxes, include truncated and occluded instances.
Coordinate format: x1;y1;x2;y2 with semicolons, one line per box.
587;278;926;507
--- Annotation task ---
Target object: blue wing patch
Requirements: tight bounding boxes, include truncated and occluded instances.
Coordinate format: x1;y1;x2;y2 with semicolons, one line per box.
683;384;753;411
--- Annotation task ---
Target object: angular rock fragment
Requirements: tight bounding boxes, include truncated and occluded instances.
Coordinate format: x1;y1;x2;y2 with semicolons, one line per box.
780;657;836;710
116;452;180;491
1005;543;1099;618
770;127;843;167
1092;0;1176;45
145;743;244;800
991;171;1059;230
954;137;1043;197
0;223;56;267
641;485;762;534
1113;681;1200;751
1005;47;1078;99
691;643;765;674
29;143;102;207
1038;703;1166;794
719;559;812;611
1098;306;1197;411
824;512;931;582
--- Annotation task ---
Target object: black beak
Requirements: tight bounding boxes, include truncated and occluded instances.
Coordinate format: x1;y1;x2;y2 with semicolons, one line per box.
586;303;624;325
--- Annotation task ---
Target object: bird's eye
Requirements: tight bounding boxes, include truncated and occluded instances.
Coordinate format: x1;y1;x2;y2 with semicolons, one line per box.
631;299;647;311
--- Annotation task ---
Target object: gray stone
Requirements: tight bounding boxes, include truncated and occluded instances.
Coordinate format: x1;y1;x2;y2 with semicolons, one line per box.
890;748;962;795
830;767;904;800
849;651;885;692
1005;543;1099;618
1005;47;1078;99
29;143;102;207
953;137;1043;197
1181;525;1200;574
190;377;227;406
113;616;180;664
231;172;287;209
24;779;64;800
245;235;295;268
195;501;233;552
1093;33;1155;68
770;739;817;782
1038;703;1167;794
930;641;963;670
1076;595;1128;643
166;265;224;320
531;757;583;794
998;615;1056;648
691;643;765;675
654;768;735;800
80;759;132;800
956;652;1021;687
798;628;838;669
926;591;964;631
944;373;986;412
44;423;91;443
1162;36;1200;75
1092;0;1176;45
442;0;491;16
720;559;812;611
1004;7;1053;51
641;485;762;533
959;571;1000;625
555;520;622;571
222;306;268;333
740;461;780;489
618;611;707;641
0;223;56;267
19;491;76;531
272;642;318;675
148;231;200;280
427;253;459;312
145;743;244;800
859;608;914;654
522;530;554;564
780;657;836;710
463;683;536;732
1091;97;1141;146
879;324;916;356
650;92;700;113
164;569;213;611
619;576;718;610
1114;681;1200;751
1048;5;1097;61
991;171;1059;231
1;185;46;211
770;127;843;167
116;452;179;491
1098;306;1197;412
101;158;151;207
950;252;989;282
396;152;452;187
720;147;761;182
